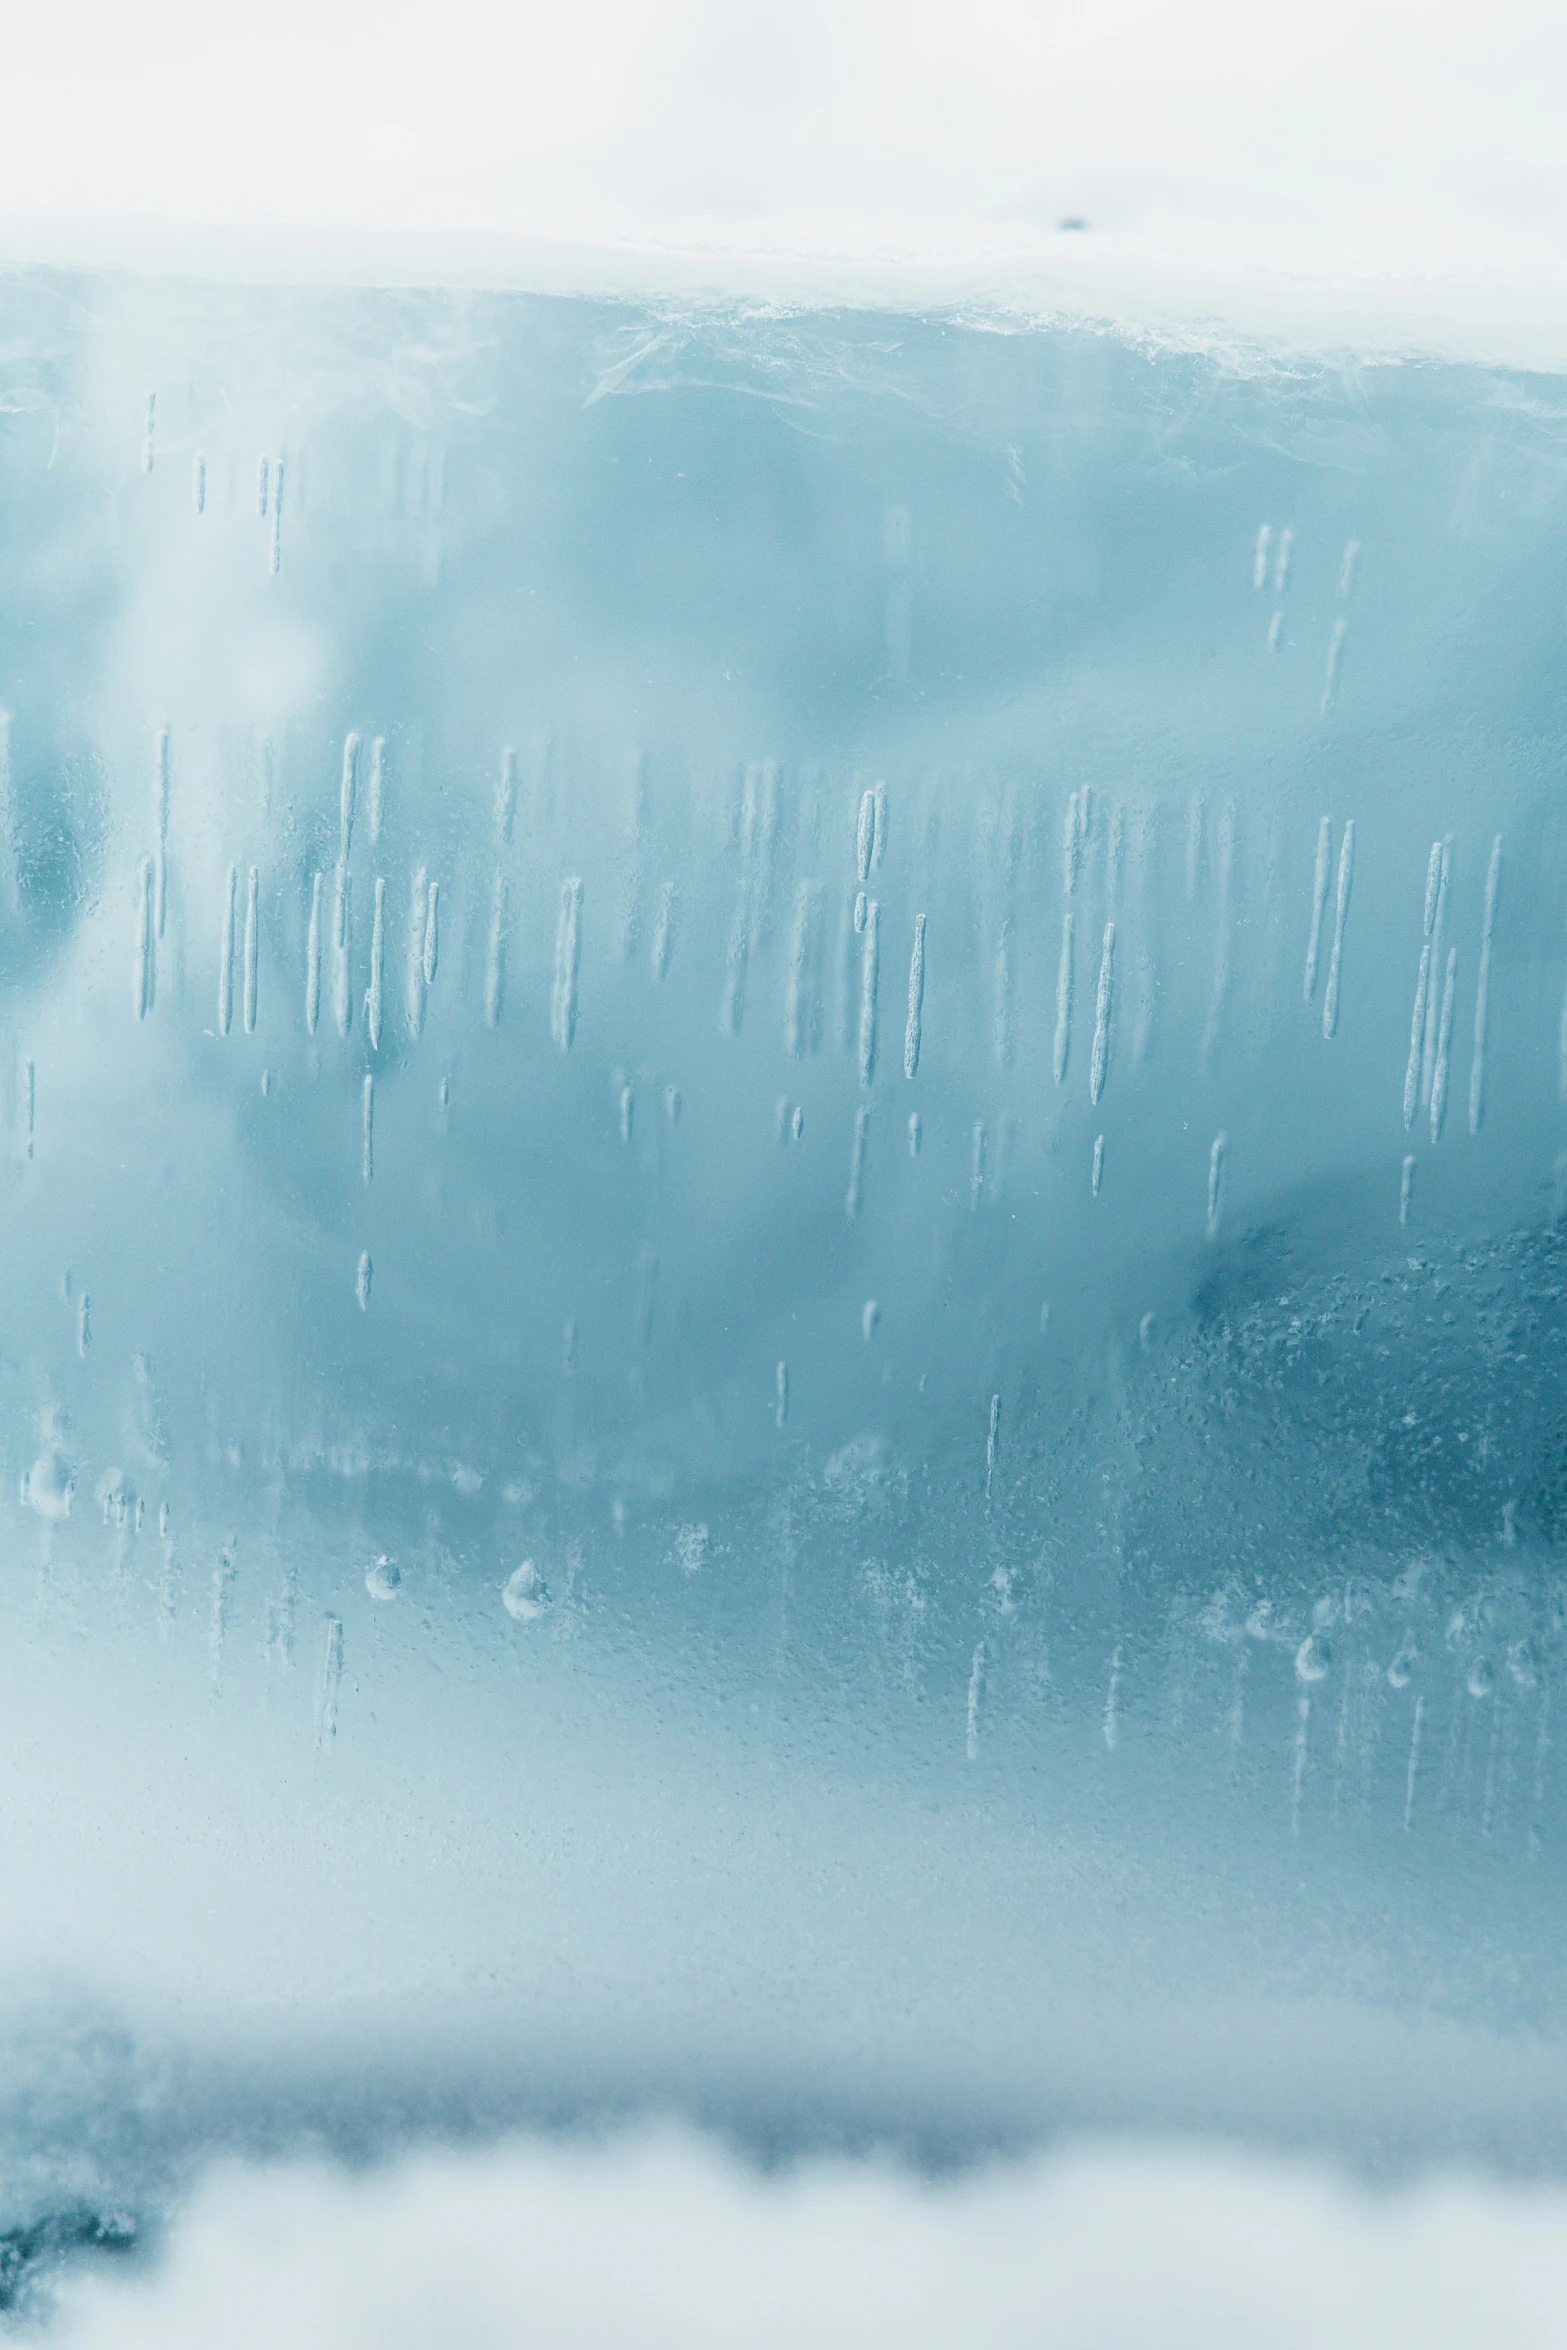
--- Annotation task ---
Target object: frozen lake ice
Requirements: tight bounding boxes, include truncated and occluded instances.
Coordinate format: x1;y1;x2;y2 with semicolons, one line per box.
3;263;1567;2307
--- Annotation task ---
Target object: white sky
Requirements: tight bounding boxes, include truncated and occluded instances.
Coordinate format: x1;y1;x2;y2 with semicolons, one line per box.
4;5;1566;358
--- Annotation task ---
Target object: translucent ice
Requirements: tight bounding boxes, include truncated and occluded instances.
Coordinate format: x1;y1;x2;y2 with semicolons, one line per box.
2;266;1567;2283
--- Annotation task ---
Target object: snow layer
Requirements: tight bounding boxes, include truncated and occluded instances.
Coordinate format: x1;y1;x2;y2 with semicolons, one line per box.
4;1;1567;366
45;2130;1567;2349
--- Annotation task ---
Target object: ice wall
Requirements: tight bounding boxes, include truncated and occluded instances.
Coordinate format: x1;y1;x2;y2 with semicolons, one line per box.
2;270;1567;2245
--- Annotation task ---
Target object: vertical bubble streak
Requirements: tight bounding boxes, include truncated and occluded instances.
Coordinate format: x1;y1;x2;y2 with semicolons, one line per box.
903;912;926;1080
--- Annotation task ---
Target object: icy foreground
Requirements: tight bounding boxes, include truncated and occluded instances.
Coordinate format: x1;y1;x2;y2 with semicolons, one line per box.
1;265;1567;2287
37;2132;1567;2350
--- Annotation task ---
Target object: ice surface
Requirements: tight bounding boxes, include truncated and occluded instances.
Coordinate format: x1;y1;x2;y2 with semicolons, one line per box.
3;262;1567;2300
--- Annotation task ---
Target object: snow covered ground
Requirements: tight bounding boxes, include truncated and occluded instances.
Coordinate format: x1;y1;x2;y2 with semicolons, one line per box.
41;2131;1567;2350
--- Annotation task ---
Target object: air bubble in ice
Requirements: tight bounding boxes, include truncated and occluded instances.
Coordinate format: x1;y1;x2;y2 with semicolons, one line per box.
675;1523;709;1575
1507;1639;1538;1689
1388;1639;1420;1689
22;1415;75;1521
365;1557;400;1601
502;1560;550;1621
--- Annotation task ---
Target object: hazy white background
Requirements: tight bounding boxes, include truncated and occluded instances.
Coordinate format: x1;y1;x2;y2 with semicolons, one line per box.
48;2130;1567;2349
3;0;1567;358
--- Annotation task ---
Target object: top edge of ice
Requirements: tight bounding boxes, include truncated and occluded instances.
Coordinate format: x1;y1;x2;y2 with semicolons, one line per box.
5;0;1567;375
5;213;1567;378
